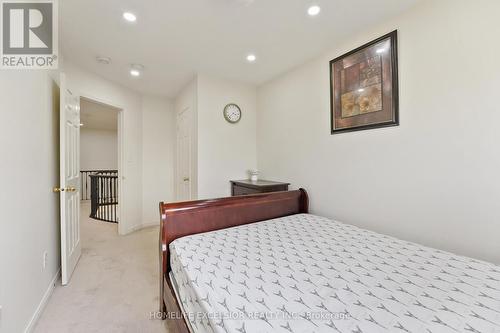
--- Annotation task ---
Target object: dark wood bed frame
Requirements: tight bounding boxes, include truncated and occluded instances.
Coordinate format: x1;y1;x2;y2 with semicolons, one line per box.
158;189;309;332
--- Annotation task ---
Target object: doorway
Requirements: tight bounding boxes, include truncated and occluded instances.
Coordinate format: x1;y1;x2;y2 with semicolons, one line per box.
57;75;126;285
79;97;121;227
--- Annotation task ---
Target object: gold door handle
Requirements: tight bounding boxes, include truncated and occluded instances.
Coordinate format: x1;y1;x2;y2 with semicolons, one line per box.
53;187;77;192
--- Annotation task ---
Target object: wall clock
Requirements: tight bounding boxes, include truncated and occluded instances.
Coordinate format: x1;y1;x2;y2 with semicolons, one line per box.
223;103;241;124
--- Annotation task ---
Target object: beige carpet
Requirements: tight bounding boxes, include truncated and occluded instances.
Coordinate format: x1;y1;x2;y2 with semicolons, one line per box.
34;202;168;333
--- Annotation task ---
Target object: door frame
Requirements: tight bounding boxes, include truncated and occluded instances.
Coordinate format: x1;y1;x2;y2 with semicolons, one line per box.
79;94;125;235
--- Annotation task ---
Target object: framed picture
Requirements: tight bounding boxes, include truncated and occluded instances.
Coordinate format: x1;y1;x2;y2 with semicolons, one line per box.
330;30;399;134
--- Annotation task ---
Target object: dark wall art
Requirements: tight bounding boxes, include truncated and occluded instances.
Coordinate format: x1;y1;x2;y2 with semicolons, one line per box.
330;30;399;134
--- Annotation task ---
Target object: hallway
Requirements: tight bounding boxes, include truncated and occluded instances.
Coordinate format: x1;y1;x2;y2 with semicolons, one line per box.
34;203;167;332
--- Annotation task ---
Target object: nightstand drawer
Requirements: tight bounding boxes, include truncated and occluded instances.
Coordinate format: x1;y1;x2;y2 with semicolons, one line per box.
232;185;261;196
230;180;290;197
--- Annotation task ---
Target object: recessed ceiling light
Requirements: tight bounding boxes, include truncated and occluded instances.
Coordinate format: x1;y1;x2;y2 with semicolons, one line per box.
96;56;111;65
123;12;137;22
307;5;321;16
80;123;84;127
358;88;365;92
130;64;144;77
246;54;256;63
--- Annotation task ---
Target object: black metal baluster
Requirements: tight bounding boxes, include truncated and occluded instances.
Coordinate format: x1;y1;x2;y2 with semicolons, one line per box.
88;171;118;223
112;177;115;222
86;171;89;200
96;176;98;214
113;178;118;222
104;176;107;220
90;176;97;218
103;176;106;220
110;176;113;221
100;177;103;220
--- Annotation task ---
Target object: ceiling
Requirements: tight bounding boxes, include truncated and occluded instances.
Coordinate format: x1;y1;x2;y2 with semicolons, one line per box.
80;98;119;131
61;0;419;98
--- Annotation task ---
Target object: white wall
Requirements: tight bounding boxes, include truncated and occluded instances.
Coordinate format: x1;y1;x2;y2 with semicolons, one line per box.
142;96;175;225
80;128;118;170
0;63;176;332
0;71;61;333
173;74;257;200
257;0;500;264
197;74;257;199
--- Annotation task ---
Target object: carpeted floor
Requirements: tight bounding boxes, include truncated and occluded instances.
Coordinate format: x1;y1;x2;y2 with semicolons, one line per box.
34;202;168;333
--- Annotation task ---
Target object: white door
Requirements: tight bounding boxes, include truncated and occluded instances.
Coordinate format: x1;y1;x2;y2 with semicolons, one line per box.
176;107;191;201
59;73;82;285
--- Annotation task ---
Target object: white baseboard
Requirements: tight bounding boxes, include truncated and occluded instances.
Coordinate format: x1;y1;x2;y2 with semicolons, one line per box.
141;222;159;229
122;222;159;235
24;268;60;333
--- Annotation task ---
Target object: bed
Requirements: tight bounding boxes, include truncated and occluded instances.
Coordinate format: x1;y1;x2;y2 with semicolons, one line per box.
159;190;500;333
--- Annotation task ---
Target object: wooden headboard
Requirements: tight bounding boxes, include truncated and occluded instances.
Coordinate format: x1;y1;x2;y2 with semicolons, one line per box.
158;189;308;328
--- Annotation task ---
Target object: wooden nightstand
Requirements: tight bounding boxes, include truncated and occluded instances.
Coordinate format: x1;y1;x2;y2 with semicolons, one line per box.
230;180;290;196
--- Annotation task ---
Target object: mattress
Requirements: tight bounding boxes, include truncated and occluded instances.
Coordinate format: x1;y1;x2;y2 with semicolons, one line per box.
169;214;500;333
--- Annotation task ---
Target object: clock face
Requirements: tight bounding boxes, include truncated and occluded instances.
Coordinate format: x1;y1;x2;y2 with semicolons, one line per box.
223;104;241;123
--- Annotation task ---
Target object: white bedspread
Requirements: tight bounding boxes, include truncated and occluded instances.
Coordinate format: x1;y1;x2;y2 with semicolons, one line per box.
169;214;500;333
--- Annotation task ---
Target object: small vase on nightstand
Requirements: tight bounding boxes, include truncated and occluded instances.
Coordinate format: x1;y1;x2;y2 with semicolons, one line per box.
249;170;259;182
